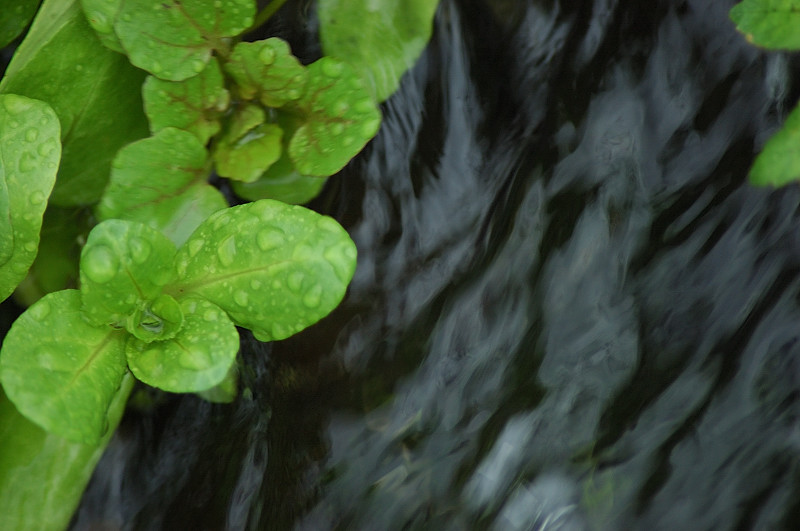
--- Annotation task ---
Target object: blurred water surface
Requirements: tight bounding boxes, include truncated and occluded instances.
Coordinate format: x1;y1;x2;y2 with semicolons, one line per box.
74;0;800;529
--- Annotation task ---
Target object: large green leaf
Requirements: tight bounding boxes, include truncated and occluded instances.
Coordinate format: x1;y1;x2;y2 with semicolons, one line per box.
0;375;133;531
79;219;177;328
97;127;227;246
115;0;255;81
318;0;439;102
749;103;800;186
126;297;239;393
0;94;60;302
213;104;283;183
168;200;357;341
0;290;129;444
730;0;800;49
0;0;40;48
142;57;230;144
0;0;148;206
224;38;308;107
287;57;381;177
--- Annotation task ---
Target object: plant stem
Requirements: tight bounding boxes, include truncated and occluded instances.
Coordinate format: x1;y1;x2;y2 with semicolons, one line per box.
248;0;291;33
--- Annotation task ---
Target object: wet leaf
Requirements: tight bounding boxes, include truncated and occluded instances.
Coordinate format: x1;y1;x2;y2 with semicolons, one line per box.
0;0;148;206
170;200;357;341
232;150;327;204
224;38;308;107
749;103;800;186
195;363;238;403
318;0;439;101
730;0;800;49
79;219;177;328
0;0;40;48
213;104;283;182
0;94;61;302
0;290;128;444
115;0;255;81
126;297;239;393
80;0;124;52
97;127;227;246
142;57;230;144
287;57;382;177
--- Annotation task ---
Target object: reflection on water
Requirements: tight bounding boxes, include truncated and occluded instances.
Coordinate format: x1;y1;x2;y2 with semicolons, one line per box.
74;0;800;529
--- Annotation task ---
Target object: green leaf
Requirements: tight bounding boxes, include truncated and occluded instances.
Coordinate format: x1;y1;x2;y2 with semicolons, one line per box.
0;94;60;302
213;104;283;182
0;374;133;531
0;0;149;206
115;0;255;81
142;57;230;145
0;0;40;48
287;57;382;177
224;38;308;107
730;0;800;49
169;200;357;341
125;293;183;343
195;363;238;403
97;127;227;246
126;297;239;393
318;0;439;102
0;290;128;444
749;103;800;186
231;150;327;204
80;219;177;327
80;0;124;52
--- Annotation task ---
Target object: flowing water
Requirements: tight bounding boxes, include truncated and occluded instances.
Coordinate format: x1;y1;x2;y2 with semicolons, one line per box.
72;0;800;529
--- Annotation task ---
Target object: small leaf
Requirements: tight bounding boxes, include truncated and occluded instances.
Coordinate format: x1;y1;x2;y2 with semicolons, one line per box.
730;0;800;50
213;104;283;182
142;57;230;144
224;38;308;107
80;219;177;327
231;150;327;204
749;103;800;186
169;200;357;341
318;0;439;102
0;0;39;48
80;0;124;52
287;57;382;177
0;94;61;302
0;0;149;206
125;293;183;343
115;0;255;81
0;290;128;444
126;297;239;393
97;127;227;246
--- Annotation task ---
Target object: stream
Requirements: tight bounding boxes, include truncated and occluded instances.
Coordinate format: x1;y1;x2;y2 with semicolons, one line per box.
72;0;800;529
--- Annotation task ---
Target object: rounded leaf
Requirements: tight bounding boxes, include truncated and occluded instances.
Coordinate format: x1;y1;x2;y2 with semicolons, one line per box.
231;150;328;204
214;104;283;183
170;200;357;341
730;0;800;50
142;57;230;144
126;297;239;393
224;38;308;107
97;127;227;246
749;104;800;187
318;0;439;102
0;94;61;302
0;290;128;444
115;0;255;81
288;57;382;177
80;219;177;327
80;0;124;52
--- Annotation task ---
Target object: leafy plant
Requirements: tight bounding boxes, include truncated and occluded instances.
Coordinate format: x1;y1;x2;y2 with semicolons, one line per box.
0;0;440;528
730;0;800;186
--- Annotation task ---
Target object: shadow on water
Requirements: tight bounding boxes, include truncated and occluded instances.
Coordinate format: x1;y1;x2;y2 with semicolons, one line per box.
73;0;800;529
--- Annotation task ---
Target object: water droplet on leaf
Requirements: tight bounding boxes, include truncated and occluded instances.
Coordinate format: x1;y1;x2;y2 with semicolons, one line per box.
29;300;51;320
29;191;45;205
217;235;237;267
259;46;276;65
188;238;205;257
322;60;343;78
234;290;249;306
83;245;119;284
303;284;322;308
18;152;37;172
129;238;152;264
288;271;304;292
25;128;38;142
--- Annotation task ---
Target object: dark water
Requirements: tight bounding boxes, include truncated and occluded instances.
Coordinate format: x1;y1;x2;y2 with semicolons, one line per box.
72;0;800;529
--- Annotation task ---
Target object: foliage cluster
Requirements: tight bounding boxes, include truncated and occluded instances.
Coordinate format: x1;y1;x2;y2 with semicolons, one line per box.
0;0;439;528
